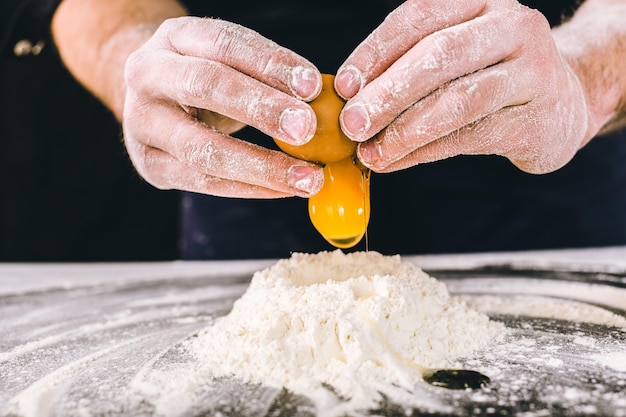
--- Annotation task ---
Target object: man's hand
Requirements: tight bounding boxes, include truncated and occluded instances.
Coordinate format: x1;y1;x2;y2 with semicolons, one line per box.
123;17;325;198
53;1;324;198
334;0;625;175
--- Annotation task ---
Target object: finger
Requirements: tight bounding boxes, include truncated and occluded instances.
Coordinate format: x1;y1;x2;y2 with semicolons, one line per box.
127;143;294;198
335;0;486;99
126;50;316;145
356;60;535;170
368;105;570;175
362;109;522;174
123;102;324;196
341;9;528;142
157;17;322;101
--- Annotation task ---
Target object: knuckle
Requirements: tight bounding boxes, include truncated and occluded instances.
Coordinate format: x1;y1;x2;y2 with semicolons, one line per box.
515;6;551;45
174;122;224;172
182;138;217;167
359;37;385;74
139;154;181;191
421;31;459;71
145;172;172;190
122;98;153;140
382;121;408;149
503;128;561;174
127;144;163;187
176;60;218;103
258;48;297;89
521;7;550;32
438;130;463;157
380;123;411;164
211;20;246;60
259;46;289;74
124;49;149;89
513;156;556;175
157;16;186;37
395;0;429;29
443;84;475;127
396;0;434;32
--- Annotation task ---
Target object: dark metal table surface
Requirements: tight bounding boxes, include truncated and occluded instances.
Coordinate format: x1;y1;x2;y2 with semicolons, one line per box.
1;247;625;417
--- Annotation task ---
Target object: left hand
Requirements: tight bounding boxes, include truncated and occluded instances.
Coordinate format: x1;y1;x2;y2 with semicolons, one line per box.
335;0;591;174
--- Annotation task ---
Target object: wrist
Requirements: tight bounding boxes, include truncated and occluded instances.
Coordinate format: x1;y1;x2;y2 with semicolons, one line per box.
52;0;186;120
95;24;160;119
552;1;626;143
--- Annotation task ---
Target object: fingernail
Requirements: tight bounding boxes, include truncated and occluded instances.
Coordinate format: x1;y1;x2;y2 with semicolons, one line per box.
358;140;382;166
279;108;314;145
341;104;370;140
335;65;363;99
290;67;321;101
288;165;324;196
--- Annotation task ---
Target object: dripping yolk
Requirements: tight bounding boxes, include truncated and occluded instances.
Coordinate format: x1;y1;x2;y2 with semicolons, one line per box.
274;74;370;248
309;158;370;248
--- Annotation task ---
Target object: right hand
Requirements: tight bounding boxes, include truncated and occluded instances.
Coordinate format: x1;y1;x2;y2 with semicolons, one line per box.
123;17;324;198
334;0;592;176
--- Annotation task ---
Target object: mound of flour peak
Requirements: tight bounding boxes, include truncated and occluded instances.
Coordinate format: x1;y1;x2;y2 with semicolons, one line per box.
188;250;506;411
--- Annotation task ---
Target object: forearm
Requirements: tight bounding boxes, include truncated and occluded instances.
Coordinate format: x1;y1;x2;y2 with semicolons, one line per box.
553;0;626;143
51;0;187;120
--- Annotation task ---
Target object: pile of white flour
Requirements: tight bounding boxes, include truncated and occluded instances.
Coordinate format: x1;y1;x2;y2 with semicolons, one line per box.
187;250;506;412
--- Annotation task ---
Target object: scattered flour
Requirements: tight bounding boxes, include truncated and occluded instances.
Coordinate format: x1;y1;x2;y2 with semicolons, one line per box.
594;352;626;372
459;294;626;328
187;250;506;413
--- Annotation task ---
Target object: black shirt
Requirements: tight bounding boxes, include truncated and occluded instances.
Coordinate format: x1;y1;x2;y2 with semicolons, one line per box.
1;0;179;261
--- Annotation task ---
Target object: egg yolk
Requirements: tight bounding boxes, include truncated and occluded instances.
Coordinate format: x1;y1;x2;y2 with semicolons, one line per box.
274;74;356;164
274;74;370;249
309;157;370;248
